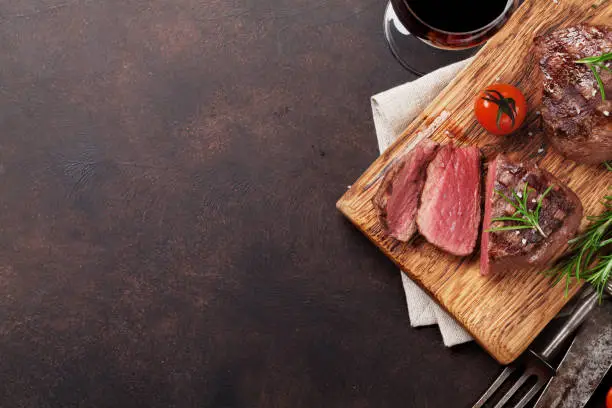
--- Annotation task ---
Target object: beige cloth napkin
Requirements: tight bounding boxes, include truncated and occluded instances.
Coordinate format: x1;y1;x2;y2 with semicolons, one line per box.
371;58;475;346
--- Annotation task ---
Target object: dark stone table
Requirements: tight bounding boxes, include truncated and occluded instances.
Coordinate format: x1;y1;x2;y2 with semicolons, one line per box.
0;0;607;406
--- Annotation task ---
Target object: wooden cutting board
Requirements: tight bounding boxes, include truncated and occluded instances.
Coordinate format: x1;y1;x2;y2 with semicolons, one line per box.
337;0;612;364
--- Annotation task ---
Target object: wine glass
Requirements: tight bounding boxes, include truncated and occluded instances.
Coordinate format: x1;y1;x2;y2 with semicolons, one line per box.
384;0;520;76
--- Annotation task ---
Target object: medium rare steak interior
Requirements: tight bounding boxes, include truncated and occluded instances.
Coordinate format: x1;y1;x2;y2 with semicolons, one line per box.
480;155;583;276
416;144;482;256
534;24;612;164
373;139;439;241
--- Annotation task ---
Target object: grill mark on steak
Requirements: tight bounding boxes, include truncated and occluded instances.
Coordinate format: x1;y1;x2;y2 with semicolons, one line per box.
534;24;612;164
480;155;583;276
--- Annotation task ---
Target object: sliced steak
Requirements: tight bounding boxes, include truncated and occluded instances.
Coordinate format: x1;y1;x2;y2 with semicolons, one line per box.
480;155;583;276
373;139;440;241
416;144;482;256
534;24;612;164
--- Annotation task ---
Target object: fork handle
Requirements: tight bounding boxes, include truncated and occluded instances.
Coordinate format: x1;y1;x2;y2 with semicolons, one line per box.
538;287;600;361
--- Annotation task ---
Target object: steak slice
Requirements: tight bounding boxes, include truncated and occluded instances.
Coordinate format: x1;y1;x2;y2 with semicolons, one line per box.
480;155;583;276
534;24;612;164
373;139;439;241
416;144;482;256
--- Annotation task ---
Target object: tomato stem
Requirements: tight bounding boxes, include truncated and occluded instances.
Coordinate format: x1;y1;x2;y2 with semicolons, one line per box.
482;89;517;130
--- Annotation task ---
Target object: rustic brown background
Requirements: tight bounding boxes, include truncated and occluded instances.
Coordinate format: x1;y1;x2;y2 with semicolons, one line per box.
0;0;607;407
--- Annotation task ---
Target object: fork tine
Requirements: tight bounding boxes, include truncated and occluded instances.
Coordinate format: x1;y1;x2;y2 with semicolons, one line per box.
472;366;517;408
494;370;533;408
514;376;548;408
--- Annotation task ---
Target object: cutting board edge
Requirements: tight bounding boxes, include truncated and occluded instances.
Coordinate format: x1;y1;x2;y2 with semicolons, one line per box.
336;0;610;364
338;198;585;364
337;198;515;363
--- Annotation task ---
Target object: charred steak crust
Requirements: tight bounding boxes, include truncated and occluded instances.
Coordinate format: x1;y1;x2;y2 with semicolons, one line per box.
373;158;405;232
534;24;612;164
481;155;583;275
373;139;439;242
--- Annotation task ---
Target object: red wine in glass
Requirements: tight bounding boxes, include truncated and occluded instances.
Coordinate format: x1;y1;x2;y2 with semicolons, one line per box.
384;0;519;74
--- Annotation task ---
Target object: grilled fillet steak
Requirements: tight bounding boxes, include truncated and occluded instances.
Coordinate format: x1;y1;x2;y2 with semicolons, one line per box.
480;155;583;276
373;139;439;241
534;24;612;164
416;145;482;256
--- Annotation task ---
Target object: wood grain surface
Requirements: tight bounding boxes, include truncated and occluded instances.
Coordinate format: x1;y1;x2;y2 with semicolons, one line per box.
337;0;612;364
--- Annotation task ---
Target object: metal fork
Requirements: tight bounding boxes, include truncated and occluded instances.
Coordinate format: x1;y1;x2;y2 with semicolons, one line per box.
473;280;612;408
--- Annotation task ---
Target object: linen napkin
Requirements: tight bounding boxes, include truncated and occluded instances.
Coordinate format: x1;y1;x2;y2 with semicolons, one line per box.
371;58;475;346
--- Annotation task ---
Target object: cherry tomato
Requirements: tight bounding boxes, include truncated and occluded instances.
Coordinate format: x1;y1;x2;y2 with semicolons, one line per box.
474;83;527;135
606;386;612;408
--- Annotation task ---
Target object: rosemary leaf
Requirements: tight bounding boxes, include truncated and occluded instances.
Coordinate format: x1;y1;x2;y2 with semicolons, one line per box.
588;63;606;101
486;225;535;233
547;195;612;302
575;52;612;64
575;52;611;101
489;183;552;238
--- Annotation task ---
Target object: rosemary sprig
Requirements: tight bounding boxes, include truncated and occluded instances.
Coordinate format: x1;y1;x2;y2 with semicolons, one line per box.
547;194;612;302
575;52;612;101
583;254;612;301
486;183;553;238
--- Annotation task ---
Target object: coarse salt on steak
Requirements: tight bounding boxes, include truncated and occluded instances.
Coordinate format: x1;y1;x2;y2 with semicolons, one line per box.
480;155;583;276
534;24;612;164
416;144;482;256
373;139;439;241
